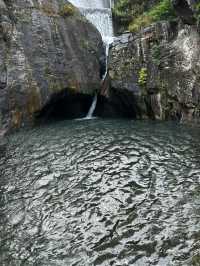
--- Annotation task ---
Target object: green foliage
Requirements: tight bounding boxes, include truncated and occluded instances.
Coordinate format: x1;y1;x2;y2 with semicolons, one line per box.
59;3;76;17
138;68;148;87
129;0;176;32
152;44;161;65
113;0;145;21
148;0;176;21
195;2;200;13
192;253;200;266
194;2;200;24
112;0;149;31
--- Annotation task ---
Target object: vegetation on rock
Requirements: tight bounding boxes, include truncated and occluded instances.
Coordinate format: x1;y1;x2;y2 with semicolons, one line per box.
152;44;162;66
59;3;76;17
113;0;177;33
138;68;148;88
194;2;200;24
129;0;176;32
112;0;147;29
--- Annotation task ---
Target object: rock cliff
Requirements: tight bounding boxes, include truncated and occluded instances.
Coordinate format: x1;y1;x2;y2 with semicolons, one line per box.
108;0;200;123
0;0;103;131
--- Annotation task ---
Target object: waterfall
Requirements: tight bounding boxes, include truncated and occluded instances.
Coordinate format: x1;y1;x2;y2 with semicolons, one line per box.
150;93;163;120
69;0;114;118
102;37;113;81
86;94;97;119
69;0;114;44
69;0;111;9
80;8;113;42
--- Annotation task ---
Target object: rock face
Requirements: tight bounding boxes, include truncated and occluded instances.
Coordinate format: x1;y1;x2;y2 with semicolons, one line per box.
108;18;200;123
0;136;6;157
172;0;197;25
0;0;103;131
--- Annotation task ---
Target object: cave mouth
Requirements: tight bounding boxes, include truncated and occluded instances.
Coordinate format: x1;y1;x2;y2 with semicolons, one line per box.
36;90;95;122
35;88;138;124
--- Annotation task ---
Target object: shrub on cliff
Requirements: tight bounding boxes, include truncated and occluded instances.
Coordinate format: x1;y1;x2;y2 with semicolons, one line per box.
138;67;148;92
129;0;176;32
113;0;177;33
112;0;151;32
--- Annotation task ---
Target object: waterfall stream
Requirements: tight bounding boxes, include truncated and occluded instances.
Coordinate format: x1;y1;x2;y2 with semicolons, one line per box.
69;0;114;42
86;94;97;119
69;0;114;118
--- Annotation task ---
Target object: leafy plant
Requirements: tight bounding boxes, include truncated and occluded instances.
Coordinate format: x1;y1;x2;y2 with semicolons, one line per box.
138;68;148;87
128;0;177;32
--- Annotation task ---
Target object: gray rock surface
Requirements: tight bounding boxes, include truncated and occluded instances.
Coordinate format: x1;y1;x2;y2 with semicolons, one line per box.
0;130;6;156
108;18;200;123
0;0;103;130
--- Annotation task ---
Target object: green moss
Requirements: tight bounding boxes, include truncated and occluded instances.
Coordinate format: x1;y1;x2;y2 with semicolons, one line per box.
138;67;148;87
59;3;76;17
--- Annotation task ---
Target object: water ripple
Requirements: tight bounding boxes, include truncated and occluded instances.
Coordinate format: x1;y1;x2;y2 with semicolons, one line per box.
0;120;200;265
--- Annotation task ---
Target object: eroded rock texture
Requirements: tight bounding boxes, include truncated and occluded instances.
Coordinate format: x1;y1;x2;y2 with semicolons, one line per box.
108;16;200;123
0;0;103;131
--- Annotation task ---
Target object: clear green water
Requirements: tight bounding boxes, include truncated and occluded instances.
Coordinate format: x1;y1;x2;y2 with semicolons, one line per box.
0;119;200;265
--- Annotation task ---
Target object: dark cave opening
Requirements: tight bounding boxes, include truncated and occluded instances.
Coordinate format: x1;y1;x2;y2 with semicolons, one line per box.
95;89;139;119
36;90;94;122
36;87;138;123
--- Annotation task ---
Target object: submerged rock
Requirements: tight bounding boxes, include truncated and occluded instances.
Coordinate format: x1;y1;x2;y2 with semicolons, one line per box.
108;20;200;123
0;0;104;131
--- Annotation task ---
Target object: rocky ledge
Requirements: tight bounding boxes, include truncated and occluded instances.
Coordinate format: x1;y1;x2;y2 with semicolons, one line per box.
107;1;200;123
0;0;104;131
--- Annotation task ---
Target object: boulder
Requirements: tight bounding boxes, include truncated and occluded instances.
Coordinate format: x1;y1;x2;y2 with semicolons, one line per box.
0;0;104;130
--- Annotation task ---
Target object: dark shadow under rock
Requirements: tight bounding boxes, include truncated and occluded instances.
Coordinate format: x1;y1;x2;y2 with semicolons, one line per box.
36;90;95;122
95;89;139;119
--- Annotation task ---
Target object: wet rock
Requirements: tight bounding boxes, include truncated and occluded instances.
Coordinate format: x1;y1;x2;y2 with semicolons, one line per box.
0;0;104;131
172;0;197;25
108;21;200;123
0;134;6;156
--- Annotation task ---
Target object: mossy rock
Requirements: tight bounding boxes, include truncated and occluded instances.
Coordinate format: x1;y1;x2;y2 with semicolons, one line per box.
59;3;76;17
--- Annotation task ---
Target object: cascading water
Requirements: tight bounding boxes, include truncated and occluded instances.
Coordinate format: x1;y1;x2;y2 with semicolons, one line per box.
69;0;111;9
80;7;113;43
69;0;114;42
69;0;114;118
86;94;97;119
